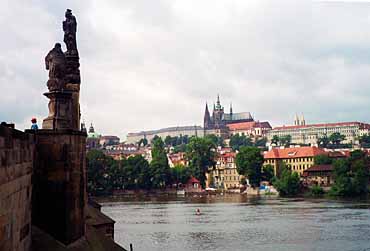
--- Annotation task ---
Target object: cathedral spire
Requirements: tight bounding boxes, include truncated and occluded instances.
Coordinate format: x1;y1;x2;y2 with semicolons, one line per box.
215;94;222;110
301;114;306;126
204;102;211;129
230;102;233;115
89;123;95;133
294;114;300;126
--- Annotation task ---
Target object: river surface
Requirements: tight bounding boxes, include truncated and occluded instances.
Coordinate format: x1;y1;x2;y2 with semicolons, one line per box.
101;195;370;251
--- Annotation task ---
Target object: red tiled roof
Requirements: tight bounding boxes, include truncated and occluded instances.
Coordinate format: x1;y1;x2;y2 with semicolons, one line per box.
264;147;327;159
187;176;200;184
273;122;370;130
227;121;272;131
327;151;347;158
221;152;236;158
304;164;333;172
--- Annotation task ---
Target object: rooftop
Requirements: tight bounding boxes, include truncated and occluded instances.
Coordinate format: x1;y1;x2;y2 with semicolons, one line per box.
227;121;272;131
303;164;333;173
264;146;327;159
273;121;370;131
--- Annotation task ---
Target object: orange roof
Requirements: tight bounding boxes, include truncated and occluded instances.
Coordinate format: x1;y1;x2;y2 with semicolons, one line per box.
227;121;271;131
274;122;370;130
264;147;327;159
221;152;236;158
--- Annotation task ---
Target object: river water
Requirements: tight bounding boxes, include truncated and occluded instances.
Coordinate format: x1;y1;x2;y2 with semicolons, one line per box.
101;195;370;251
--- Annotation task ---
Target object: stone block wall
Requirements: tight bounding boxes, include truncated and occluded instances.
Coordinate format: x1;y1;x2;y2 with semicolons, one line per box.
31;129;87;245
0;125;34;251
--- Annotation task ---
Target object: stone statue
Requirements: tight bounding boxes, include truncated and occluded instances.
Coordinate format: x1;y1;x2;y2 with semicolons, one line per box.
45;43;66;91
63;9;78;56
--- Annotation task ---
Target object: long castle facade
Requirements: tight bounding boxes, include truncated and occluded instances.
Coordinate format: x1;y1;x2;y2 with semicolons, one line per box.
203;95;254;137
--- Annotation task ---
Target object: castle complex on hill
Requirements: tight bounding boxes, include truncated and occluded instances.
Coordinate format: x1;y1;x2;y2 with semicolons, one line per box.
204;95;271;139
126;95;271;144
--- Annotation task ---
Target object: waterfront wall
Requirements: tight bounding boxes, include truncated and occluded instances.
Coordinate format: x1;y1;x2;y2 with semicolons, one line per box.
0;124;34;251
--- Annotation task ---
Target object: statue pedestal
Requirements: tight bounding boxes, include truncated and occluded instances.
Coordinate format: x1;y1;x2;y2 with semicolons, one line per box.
42;91;72;129
28;129;87;245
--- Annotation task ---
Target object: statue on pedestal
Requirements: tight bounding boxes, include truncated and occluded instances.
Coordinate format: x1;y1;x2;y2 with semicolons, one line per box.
63;9;81;130
42;9;82;130
63;9;78;56
45;43;66;91
63;9;80;85
43;43;71;130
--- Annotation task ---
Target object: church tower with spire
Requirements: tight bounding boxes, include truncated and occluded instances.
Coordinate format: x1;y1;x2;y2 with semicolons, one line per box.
212;94;225;128
294;114;300;126
230;102;233;120
203;103;212;129
203;94;253;138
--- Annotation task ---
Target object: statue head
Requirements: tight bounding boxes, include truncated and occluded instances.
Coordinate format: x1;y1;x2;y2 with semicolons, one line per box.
65;9;72;18
54;43;62;50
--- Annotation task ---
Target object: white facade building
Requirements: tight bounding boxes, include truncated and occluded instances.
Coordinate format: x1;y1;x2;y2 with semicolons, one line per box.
267;122;370;146
126;125;204;144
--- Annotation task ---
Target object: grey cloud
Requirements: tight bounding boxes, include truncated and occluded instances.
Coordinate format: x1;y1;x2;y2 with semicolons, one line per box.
1;0;370;139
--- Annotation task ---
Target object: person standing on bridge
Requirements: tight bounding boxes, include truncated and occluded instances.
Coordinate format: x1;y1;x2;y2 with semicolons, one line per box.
31;118;38;130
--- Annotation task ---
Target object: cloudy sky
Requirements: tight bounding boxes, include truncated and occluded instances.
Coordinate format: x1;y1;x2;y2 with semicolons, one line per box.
2;0;370;139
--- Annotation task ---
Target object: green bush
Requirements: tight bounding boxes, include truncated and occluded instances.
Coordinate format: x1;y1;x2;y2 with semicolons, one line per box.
310;185;324;196
273;168;301;197
329;151;370;197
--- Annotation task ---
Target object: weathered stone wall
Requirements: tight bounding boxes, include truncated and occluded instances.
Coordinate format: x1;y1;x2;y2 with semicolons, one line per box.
30;129;87;245
0;125;34;251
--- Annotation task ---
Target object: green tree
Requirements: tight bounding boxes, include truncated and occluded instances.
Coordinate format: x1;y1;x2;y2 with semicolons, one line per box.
279;135;292;147
204;134;224;147
262;164;275;183
271;135;280;146
182;135;189;145
329;132;346;145
138;138;148;147
329;159;352;196
186;137;216;188
229;134;253;151
150;137;171;188
171;164;193;185
235;146;263;188
273;168;301;197
173;144;187;153
151;135;161;145
317;135;330;148
254;137;267;148
176;136;183;146
310;184;324;196
122;155;151;189
329;150;369;197
359;134;370;148
87;150;116;195
164;135;172;146
314;154;332;165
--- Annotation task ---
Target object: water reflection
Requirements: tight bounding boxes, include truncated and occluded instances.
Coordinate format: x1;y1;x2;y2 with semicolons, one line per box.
101;195;370;251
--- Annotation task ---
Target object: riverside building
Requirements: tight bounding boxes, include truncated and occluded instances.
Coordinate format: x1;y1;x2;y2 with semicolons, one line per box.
207;151;243;190
263;146;327;176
